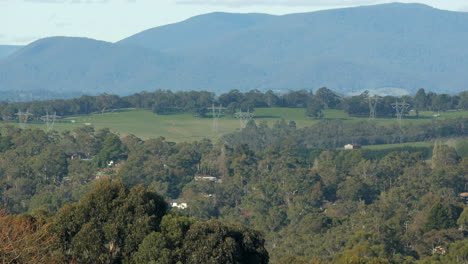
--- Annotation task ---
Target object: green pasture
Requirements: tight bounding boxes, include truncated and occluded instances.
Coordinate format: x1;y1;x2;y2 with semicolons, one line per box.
361;138;468;158
2;108;466;142
362;141;434;150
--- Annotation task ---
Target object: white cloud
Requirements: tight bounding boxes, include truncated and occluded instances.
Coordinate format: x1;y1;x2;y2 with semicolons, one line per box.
176;0;384;7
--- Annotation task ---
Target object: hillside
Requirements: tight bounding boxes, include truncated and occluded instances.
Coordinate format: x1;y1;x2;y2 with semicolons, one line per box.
0;37;181;95
1;3;468;97
119;12;274;52
0;45;22;59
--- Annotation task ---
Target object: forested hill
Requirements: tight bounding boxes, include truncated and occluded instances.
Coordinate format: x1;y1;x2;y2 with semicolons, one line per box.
2;3;468;98
118;12;275;52
0;37;180;95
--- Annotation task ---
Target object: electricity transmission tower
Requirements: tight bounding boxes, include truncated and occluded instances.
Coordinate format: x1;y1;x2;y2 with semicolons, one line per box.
368;95;380;120
15;110;32;129
42;111;57;132
209;104;225;134
391;100;411;129
234;110;254;129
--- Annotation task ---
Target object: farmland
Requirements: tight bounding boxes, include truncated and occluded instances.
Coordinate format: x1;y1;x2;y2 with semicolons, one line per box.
1;107;466;142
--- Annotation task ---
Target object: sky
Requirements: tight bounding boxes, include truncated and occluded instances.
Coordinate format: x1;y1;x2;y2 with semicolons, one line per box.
1;0;468;45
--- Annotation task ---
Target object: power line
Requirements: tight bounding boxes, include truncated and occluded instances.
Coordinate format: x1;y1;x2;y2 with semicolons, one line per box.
234;109;254;129
391;99;411;129
41;111;57;132
209;104;225;134
368;95;380;120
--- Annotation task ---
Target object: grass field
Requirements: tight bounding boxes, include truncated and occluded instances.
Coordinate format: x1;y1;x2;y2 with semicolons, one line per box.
361;138;468;158
362;141;435;150
1;108;466;142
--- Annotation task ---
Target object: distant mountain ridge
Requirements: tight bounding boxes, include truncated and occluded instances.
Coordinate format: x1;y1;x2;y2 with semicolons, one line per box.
0;45;23;60
1;3;467;99
119;12;275;52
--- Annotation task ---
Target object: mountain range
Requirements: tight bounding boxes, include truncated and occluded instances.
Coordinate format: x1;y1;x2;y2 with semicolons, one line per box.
1;3;468;100
0;45;22;60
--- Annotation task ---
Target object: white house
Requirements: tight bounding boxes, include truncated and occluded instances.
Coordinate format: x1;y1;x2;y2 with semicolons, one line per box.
171;202;188;209
344;144;362;150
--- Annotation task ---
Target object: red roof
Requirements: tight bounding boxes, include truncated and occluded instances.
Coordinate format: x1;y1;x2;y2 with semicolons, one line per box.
241;211;252;216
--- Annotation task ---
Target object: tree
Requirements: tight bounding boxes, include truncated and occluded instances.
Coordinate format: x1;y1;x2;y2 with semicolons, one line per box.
0;134;13;152
31;146;68;185
431;94;452;112
181;219;269;264
315;87;340;109
131;232;173;264
343;92;369;116
51;179;168;264
456;207;468;230
306;97;324;119
336;177;375;204
0;210;58;264
457;91;468;110
414;88;428;111
95;134;126;167
131;213;195;264
96;93;121;114
423;202;463;232
431;142;460;168
73;126;96;156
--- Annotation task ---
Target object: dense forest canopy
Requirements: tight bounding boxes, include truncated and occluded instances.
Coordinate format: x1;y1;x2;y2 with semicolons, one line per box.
0;110;466;263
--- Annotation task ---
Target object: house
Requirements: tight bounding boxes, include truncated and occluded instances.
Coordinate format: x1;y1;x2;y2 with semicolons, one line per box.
194;175;217;181
70;152;88;160
171;202;188;209
241;211;252;216
344;144;361;150
194;174;221;183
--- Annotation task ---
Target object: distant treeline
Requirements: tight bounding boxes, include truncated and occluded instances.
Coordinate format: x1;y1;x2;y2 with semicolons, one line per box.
0;88;467;121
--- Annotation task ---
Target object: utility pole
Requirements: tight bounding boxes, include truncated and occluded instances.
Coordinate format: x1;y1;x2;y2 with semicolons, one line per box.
391;99;411;129
368;95;379;120
234;109;254;129
209;104;225;134
42;111;57;132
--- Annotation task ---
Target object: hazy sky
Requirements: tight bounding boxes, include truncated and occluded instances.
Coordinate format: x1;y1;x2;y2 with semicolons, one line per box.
1;0;467;45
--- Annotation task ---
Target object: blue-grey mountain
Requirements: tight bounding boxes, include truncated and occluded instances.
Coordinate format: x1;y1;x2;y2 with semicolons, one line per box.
0;3;467;98
0;45;22;60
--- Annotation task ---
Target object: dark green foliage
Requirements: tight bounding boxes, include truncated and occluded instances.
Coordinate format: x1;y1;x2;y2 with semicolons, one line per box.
131;232;173;264
457;208;468;230
306;97;324;119
414;88;428;111
0;116;467;264
423;202;463;232
51;179;168;264
182;219;269;264
336;177;375;204
222;118;467;151
0;134;13;152
131;213;195;264
343;92;370;117
315;87;340;109
95;134;126;167
132;213;270;264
